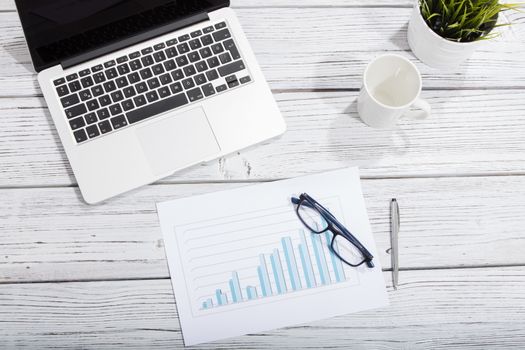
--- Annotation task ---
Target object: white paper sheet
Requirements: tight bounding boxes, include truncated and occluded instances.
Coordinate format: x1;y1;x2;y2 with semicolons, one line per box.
157;167;388;346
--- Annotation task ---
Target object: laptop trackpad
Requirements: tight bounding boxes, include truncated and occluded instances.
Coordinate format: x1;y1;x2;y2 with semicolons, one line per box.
136;107;220;175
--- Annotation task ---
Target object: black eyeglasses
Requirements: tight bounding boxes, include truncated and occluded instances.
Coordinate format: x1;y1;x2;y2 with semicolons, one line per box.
291;193;374;268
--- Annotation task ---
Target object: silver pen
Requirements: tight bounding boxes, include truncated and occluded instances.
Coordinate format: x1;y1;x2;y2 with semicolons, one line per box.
390;198;400;290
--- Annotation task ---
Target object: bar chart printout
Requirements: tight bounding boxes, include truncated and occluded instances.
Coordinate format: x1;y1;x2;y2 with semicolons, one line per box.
158;167;389;346
201;229;349;310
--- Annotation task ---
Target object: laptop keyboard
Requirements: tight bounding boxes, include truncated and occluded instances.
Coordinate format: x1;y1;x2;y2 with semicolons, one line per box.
53;21;252;144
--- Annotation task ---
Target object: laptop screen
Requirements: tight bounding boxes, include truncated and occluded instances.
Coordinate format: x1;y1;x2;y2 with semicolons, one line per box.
15;0;229;72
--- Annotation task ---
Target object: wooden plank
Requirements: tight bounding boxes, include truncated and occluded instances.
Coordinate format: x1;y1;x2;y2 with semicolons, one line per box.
2;175;525;283
1;267;524;348
1;8;524;96
2;89;525;187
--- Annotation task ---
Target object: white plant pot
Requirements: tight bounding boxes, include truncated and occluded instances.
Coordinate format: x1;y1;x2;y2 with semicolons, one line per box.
407;2;484;69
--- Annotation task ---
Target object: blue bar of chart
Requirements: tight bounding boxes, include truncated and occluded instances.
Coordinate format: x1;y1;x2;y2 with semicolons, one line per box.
200;229;349;310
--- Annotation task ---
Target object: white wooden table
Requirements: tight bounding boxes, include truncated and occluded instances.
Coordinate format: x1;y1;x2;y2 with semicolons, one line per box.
2;0;525;348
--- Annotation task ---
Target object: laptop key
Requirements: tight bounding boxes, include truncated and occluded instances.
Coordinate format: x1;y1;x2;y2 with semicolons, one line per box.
104;60;116;68
223;39;241;60
122;99;135;111
216;84;227;93
191;30;202;38
91;85;104;97
199;47;212;58
186;87;203;102
79;69;91;77
93;72;106;83
117;64;130;75
203;26;214;33
225;75;237;84
146;90;159;103
85;112;98;124
147;77;160;90
81;76;94;88
207;56;220;68
54;78;66;86
178;34;190;42
65;103;87;119
176;55;189;67
219;52;232;64
56;85;69;97
136;82;148;94
153;51;166;63
92;65;103;72
182;78;195;89
86;99;100;111
103;81;116;92
99;95;112;107
123;86;136;98
111;91;124;102
152;64;165;75
134;94;147;107
74;129;88;143
79;89;92;101
129;51;140;59
218;60;246;77
170;82;183;94
166;38;177;46
140;68;153;80
98;120;112;134
68;81;81;92
86;124;100;139
160;73;172;85
188;51;200;63
211;43;224;54
66;73;78;81
129;59;142;71
154;43;165;51
126;93;188;124
141;47;153;55
106;68;118;80
212;28;231;42
202;83;215;97
116;76;128;88
206;69;219;81
195;60;208;72
158;86;171;98
166;47;177;58
172;69;184;81
128;72;140;84
97;108;110;120
215;22;226;29
61;93;79;107
117;55;128;64
164;59;176;71
141;55;154;66
201;34;213;46
189;38;201;50
194;73;207;85
111;115;128;129
183;65;196;77
240;76;251;84
69;116;85;130
177;43;190;54
109;104;123;116
228;80;239;88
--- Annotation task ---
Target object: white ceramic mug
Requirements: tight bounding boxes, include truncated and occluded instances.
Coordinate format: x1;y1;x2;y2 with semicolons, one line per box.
357;54;431;129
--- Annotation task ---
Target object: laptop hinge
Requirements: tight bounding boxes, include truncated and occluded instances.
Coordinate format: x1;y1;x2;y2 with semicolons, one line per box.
61;12;209;69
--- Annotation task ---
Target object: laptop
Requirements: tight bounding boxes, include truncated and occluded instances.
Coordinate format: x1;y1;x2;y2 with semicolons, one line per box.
15;0;286;204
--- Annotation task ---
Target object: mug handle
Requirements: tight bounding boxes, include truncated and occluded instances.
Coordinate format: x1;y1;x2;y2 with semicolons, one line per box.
403;98;431;120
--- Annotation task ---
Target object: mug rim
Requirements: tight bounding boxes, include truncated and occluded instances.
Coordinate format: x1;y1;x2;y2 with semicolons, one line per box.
362;53;422;110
